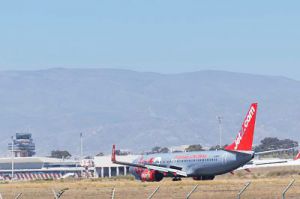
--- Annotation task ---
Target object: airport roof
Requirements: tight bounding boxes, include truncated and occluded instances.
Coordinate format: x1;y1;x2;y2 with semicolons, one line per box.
0;157;80;171
0;157;78;164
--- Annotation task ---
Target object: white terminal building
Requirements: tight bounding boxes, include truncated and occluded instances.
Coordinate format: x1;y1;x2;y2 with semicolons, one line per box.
93;155;138;178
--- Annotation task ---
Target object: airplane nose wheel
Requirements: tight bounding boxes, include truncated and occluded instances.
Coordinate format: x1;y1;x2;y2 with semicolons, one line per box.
172;177;182;181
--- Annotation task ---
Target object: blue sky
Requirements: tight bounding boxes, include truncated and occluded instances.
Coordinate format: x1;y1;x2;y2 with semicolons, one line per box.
0;1;299;79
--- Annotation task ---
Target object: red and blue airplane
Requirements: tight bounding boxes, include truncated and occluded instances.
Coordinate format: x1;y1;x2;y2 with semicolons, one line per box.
112;103;258;181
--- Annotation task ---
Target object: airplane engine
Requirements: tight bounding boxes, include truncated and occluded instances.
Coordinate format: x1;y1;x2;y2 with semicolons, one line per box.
193;175;215;181
140;170;164;182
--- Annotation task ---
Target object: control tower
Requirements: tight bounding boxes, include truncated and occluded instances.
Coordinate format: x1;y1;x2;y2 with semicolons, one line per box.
8;133;36;157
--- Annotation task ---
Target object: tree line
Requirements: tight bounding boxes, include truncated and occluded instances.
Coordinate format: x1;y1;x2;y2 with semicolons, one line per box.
149;137;298;154
48;137;298;158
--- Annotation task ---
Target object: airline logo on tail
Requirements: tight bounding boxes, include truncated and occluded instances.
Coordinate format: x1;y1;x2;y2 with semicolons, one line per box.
234;106;256;150
243;106;256;131
226;103;258;152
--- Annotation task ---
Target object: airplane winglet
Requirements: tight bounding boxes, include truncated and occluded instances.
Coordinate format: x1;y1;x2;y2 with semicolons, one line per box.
112;144;116;163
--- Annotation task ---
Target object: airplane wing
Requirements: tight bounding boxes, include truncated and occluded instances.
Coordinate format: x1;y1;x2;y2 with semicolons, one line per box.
238;159;289;170
254;147;296;155
236;148;297;171
253;160;288;166
111;145;187;177
145;165;187;177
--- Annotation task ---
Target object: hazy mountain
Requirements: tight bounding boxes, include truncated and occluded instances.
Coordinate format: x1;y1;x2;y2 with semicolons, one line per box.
0;68;299;156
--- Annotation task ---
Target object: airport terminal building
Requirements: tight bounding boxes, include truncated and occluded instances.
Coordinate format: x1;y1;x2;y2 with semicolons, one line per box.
0;155;139;181
0;157;82;180
93;155;138;178
0;133;140;181
0;133;86;181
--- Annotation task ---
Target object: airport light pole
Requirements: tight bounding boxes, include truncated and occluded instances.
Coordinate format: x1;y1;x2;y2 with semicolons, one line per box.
11;136;14;181
80;133;83;178
80;132;83;161
217;116;223;148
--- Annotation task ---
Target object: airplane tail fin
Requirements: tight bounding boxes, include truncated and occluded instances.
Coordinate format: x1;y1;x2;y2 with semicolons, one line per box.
294;151;300;160
111;144;116;163
225;103;258;152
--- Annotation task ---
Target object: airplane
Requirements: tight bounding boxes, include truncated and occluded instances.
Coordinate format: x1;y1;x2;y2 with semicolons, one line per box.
112;103;258;181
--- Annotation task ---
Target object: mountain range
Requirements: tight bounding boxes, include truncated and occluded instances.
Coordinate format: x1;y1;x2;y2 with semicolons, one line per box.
0;68;299;156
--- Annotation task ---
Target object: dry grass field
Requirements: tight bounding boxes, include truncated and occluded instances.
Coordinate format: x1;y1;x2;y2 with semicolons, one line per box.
1;166;300;199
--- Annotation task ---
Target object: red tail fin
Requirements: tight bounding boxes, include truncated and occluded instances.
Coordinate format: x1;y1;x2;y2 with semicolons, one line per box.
294;152;300;160
225;103;258;151
111;144;116;162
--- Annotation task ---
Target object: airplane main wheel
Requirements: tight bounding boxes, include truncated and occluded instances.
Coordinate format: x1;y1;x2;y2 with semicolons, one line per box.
172;177;182;181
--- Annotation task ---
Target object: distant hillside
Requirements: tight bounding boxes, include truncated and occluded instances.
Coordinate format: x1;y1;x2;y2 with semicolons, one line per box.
0;68;299;156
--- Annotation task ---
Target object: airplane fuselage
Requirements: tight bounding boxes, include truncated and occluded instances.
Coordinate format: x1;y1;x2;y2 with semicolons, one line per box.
129;150;254;180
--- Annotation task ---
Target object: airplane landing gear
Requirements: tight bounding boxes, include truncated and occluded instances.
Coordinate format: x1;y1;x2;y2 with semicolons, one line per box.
172;177;182;181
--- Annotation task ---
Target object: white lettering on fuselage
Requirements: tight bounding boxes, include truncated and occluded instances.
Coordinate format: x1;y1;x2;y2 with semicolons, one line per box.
234;106;255;150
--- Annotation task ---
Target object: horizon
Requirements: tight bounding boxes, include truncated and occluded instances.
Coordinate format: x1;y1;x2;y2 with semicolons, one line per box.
0;67;299;82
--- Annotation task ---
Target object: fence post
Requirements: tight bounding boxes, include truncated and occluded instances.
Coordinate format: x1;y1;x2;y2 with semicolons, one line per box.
52;188;69;199
282;179;295;199
147;186;160;199
15;193;22;199
0;193;2;199
111;187;115;199
52;189;58;199
237;182;251;199
186;184;199;199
